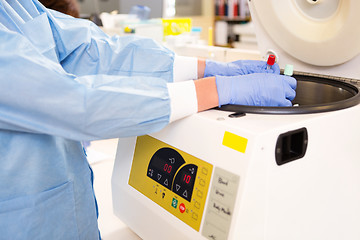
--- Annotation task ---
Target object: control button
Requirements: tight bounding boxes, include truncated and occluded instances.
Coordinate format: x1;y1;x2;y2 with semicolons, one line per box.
197;190;203;198
176;184;181;192
157;174;162;181
194;201;200;209
164;179;169;186
201;167;208;175
172;198;178;208
183;190;188;198
179;203;186;213
199;179;205;186
148;169;154;177
192;212;198;220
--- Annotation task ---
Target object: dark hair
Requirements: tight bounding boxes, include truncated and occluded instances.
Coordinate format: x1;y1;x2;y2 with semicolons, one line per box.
40;0;80;18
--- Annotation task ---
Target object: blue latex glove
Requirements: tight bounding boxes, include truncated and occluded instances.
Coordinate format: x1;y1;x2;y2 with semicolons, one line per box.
204;59;280;77
216;73;297;107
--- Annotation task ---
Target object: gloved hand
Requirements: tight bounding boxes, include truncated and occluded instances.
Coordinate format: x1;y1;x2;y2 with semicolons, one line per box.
216;73;297;107
204;59;280;77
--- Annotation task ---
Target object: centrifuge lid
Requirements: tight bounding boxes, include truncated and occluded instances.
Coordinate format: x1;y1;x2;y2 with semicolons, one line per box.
224;0;360;114
249;0;360;66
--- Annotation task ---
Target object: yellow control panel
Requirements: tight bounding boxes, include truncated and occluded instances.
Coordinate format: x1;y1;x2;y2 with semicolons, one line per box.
129;135;213;231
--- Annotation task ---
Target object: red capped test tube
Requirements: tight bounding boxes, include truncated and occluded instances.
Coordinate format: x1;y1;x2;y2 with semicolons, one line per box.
266;54;276;70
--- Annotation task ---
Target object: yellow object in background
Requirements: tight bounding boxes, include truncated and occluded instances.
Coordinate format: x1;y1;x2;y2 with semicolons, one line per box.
162;18;192;36
123;26;135;34
208;27;213;46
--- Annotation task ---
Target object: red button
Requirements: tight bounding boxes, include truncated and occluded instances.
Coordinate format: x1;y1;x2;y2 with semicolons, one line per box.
179;203;186;213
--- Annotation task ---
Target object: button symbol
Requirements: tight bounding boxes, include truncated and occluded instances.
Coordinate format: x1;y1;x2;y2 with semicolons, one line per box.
179;203;186;213
194;201;200;209
172;198;178;208
176;184;181;192
197;190;203;198
169;158;175;164
192;212;198;220
157;174;162;180
199;179;205;186
189;168;195;175
164;179;169;186
183;190;188;198
148;169;154;177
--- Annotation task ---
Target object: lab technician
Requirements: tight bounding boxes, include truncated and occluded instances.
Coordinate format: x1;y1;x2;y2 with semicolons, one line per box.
39;0;80;17
0;0;296;239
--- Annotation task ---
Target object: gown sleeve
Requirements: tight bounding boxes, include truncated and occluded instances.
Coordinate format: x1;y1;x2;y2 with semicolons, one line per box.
44;8;175;81
0;25;172;141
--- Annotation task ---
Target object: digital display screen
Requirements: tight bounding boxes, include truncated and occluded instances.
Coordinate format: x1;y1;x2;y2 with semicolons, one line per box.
151;156;168;171
147;148;198;201
173;164;198;201
150;156;173;175
180;172;193;185
147;148;185;190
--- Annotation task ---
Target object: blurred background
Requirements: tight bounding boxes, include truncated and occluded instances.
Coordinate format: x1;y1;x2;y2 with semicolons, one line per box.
76;0;257;51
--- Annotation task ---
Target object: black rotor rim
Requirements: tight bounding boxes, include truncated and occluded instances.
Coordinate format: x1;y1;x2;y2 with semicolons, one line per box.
217;74;360;115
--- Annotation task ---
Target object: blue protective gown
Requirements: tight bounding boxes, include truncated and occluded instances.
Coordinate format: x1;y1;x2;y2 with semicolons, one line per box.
0;0;175;239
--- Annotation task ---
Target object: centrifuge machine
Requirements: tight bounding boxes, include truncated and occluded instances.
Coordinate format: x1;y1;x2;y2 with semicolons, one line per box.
112;0;360;239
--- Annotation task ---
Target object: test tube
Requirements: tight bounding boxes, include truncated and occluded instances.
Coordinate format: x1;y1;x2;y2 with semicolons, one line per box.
266;54;276;70
284;64;294;76
284;64;297;107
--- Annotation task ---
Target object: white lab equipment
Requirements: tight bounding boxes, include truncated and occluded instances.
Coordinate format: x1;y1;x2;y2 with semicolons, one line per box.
111;0;360;239
99;13;164;43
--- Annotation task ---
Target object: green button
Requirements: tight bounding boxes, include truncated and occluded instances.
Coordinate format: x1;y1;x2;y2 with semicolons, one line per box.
172;198;178;208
